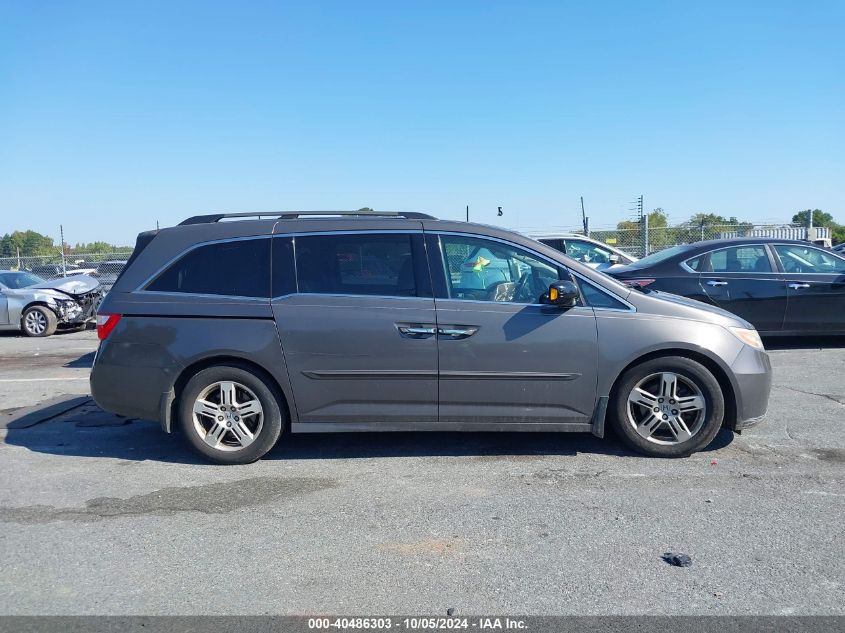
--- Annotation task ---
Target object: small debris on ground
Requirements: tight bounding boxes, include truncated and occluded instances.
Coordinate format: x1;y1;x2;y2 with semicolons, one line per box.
446;608;455;616
662;552;693;567
710;458;719;466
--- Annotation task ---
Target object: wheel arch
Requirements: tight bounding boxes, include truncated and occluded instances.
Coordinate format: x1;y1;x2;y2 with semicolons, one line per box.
606;348;737;430
166;355;293;434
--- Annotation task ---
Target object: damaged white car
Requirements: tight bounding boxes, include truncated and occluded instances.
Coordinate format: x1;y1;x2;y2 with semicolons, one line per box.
0;270;103;337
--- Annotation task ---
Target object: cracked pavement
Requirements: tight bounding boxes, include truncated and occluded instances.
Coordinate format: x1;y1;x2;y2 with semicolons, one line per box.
0;330;843;615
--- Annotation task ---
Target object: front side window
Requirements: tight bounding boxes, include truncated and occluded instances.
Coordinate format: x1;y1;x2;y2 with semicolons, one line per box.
146;238;270;297
774;244;845;274
706;246;771;273
440;235;565;303
564;239;615;265
295;233;417;297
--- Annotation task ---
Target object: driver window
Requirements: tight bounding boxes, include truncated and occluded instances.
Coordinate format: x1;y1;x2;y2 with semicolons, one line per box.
440;235;566;304
564;239;612;264
774;244;845;274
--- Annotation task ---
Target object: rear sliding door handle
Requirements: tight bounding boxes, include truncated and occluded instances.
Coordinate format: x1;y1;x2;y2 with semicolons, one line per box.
788;283;811;290
706;280;728;286
437;326;479;339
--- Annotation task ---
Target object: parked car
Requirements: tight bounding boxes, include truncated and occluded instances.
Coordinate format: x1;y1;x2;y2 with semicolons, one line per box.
530;233;638;270
608;238;845;335
93;259;129;292
833;243;845;254
91;211;771;464
0;270;103;337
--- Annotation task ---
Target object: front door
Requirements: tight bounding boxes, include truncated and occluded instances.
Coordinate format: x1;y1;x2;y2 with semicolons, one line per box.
429;233;599;426
271;231;439;427
772;243;845;334
697;244;787;333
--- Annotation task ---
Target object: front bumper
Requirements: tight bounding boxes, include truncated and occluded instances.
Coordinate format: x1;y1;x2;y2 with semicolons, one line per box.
730;344;772;430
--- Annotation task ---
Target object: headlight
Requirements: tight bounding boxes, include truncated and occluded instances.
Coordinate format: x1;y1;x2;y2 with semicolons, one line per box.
729;326;765;351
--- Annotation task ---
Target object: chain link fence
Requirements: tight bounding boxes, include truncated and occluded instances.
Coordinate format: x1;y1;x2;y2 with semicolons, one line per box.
0;251;133;293
529;223;833;259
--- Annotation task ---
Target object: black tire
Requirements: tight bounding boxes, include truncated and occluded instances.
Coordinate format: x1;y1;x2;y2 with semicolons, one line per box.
178;364;284;464
610;356;725;458
21;305;58;337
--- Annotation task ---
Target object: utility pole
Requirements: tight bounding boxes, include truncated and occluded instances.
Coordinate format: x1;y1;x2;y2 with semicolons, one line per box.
466;205;469;222
636;194;644;221
580;196;588;236
59;224;67;277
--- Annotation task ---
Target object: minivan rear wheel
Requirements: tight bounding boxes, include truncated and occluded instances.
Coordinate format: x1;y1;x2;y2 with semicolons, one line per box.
611;356;724;457
179;364;284;464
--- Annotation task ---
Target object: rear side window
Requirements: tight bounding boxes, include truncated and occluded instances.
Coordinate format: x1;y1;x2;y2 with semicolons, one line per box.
295;234;417;297
707;246;771;273
146;238;270;297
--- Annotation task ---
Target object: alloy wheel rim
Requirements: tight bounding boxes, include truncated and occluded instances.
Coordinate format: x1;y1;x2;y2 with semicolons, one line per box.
192;381;264;452
626;372;706;445
24;311;46;335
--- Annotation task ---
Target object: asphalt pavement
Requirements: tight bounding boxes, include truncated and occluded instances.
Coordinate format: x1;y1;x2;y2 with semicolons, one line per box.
0;329;842;615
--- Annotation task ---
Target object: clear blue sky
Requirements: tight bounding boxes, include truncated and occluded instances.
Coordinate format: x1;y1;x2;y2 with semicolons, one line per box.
1;0;843;246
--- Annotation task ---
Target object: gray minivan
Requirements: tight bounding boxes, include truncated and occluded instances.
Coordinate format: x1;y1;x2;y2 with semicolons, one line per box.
90;211;771;464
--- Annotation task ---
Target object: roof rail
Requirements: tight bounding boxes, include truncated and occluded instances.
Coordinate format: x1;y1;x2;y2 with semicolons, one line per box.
179;210;436;225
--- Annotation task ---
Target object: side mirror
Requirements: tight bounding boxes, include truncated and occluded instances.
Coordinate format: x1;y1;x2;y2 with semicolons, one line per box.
542;280;579;308
608;254;621;264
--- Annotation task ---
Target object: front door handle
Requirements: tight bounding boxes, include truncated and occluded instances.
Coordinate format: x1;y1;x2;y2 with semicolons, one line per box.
437;326;479;340
706;280;728;286
788;283;811;290
396;324;437;339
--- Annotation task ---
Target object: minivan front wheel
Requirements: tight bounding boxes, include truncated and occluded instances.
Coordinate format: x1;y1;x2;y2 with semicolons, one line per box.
611;357;724;457
179;365;284;464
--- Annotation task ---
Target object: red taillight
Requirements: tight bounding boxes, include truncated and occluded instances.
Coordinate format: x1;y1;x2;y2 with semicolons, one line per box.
96;313;122;340
622;278;656;289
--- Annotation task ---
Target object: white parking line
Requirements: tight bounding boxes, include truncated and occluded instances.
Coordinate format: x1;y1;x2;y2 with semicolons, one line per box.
0;377;89;382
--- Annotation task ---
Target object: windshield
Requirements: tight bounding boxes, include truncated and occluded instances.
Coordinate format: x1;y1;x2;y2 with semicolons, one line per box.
0;271;45;289
630;244;693;267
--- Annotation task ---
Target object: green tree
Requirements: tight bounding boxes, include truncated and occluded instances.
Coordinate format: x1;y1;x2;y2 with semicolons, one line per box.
73;241;129;254
0;230;56;257
792;209;834;226
792;209;845;244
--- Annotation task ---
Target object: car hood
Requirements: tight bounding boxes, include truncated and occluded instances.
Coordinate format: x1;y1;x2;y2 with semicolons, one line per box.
26;275;101;295
634;289;753;329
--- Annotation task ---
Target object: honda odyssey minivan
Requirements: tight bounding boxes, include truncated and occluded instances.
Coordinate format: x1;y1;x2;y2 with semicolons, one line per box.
90;211;771;464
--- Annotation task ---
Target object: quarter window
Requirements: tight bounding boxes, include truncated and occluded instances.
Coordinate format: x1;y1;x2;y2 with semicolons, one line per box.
578;280;628;310
706;246;771;273
774;244;845;274
294;234;417;297
146;238;270;297
439;235;566;304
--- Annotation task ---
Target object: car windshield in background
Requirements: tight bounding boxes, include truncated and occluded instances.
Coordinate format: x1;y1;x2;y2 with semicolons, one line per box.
0;271;45;289
632;244;694;267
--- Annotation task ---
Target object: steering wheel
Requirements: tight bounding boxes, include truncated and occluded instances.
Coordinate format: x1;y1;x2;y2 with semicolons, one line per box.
512;272;532;303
